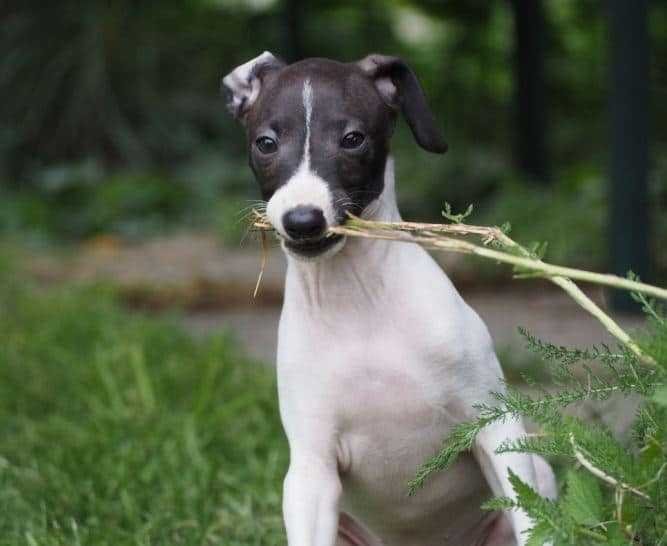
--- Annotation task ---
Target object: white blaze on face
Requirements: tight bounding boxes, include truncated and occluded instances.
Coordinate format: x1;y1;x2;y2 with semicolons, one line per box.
302;78;313;166
266;79;336;238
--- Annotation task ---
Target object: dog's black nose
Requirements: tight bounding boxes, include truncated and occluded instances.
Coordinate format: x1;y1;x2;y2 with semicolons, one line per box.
282;206;326;240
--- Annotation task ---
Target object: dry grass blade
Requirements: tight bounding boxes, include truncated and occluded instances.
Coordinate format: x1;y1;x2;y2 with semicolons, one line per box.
253;228;268;299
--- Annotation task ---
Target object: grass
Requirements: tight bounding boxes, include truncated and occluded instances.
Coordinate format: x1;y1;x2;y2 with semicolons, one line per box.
0;259;287;545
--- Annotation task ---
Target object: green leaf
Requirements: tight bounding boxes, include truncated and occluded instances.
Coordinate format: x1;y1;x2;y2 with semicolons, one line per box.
526;240;549;259
409;419;488;494
442;202;473;224
652;385;667;407
481;496;517;512
508;468;561;521
605;523;629;545
562;469;603;526
525;521;555;546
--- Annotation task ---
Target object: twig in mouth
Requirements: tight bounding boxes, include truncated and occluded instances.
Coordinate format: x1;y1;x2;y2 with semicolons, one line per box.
249;208;665;365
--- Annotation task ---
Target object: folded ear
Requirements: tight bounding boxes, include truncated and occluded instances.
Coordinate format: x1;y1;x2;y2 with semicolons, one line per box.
221;51;285;122
356;54;447;154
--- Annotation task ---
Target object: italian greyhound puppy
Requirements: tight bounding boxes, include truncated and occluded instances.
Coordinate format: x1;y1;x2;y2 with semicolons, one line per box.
223;53;556;546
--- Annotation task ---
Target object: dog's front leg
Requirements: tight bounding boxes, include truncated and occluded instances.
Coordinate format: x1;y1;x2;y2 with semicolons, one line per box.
283;451;342;546
473;420;539;546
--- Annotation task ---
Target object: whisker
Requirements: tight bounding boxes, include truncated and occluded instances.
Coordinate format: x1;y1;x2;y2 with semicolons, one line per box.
237;202;267;216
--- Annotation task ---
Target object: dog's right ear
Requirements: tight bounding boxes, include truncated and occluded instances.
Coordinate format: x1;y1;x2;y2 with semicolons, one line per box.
221;51;285;123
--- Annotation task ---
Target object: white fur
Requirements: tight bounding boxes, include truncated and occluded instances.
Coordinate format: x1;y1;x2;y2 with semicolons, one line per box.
357;55;398;106
222;51;276;116
266;80;338;244
276;157;556;546
302;79;314;165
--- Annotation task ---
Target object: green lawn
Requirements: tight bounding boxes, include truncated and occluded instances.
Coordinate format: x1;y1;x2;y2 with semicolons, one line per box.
0;259;287;545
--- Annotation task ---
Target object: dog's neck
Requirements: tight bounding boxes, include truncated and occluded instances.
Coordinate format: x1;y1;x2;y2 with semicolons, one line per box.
283;157;403;310
359;156;402;224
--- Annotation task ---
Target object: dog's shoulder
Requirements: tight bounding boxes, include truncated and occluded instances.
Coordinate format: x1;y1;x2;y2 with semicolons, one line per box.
395;243;502;371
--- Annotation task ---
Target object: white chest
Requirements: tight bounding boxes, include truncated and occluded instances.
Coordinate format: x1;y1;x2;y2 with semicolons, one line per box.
274;231;502;542
276;300;493;540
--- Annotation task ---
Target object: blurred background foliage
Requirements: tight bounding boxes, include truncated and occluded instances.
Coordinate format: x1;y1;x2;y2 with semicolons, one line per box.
0;0;665;276
1;4;664;542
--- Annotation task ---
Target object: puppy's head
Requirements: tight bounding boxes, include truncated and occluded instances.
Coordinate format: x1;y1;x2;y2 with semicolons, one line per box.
222;52;446;260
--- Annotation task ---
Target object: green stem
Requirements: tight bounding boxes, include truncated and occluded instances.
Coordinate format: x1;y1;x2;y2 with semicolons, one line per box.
333;221;659;365
342;218;667;301
577;528;607;541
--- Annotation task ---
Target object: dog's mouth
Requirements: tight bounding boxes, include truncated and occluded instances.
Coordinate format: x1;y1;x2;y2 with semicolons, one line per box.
283;234;345;258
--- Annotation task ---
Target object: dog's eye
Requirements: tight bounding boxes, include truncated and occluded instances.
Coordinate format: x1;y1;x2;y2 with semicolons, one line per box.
255;136;278;154
341;131;365;150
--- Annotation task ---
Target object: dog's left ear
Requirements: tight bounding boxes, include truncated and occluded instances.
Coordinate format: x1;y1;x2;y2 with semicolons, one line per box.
222;51;285;123
356;54;447;154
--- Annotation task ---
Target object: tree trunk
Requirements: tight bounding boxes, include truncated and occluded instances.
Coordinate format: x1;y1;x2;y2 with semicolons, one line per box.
509;0;550;183
283;0;305;63
609;0;651;311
